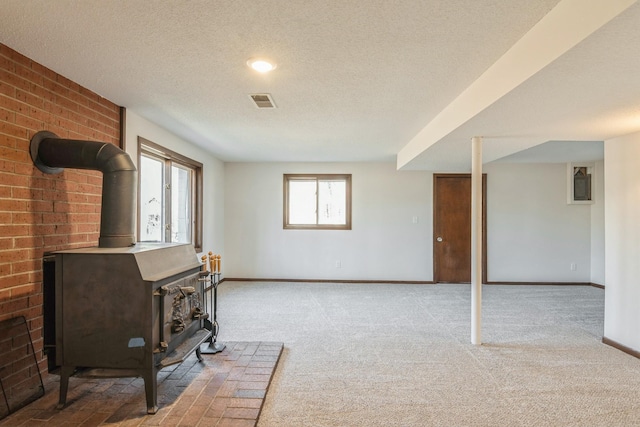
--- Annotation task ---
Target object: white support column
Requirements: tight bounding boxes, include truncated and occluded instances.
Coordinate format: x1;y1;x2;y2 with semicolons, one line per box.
471;136;483;345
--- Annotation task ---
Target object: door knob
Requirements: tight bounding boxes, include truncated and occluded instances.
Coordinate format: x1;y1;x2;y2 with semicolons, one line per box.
436;237;443;242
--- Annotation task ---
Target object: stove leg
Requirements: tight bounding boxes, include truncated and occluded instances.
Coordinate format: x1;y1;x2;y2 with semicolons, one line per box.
196;346;203;362
143;369;158;414
56;366;74;409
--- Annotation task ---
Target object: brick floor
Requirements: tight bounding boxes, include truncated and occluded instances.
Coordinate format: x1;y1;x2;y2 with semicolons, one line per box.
0;342;283;427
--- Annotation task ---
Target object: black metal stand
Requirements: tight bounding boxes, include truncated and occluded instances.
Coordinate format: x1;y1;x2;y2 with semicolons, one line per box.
200;271;225;354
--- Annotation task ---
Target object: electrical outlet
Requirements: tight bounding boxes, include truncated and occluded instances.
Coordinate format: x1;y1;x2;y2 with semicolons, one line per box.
412;216;419;224
335;260;341;268
570;263;577;271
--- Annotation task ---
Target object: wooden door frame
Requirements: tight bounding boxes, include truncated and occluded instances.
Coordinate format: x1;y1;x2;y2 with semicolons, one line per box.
433;173;487;284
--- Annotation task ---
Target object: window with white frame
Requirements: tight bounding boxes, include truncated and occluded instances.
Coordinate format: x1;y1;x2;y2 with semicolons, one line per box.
138;137;203;250
283;174;351;230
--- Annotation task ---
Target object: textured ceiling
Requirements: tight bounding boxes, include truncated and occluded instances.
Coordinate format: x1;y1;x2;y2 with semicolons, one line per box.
0;0;637;168
401;0;640;170
493;140;603;164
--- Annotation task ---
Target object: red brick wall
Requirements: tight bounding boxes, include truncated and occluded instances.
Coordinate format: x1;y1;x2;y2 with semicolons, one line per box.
0;43;121;399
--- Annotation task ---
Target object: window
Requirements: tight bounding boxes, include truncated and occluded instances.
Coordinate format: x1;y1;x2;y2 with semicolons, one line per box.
138;137;203;251
284;174;351;230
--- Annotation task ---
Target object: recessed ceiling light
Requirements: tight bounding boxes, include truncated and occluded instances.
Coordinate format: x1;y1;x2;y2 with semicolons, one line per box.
247;58;277;73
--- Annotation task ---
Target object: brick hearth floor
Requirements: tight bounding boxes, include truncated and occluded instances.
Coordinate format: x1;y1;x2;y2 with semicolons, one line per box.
0;341;283;427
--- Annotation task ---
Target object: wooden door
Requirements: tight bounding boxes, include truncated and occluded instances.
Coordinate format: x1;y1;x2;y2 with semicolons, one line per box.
433;174;486;283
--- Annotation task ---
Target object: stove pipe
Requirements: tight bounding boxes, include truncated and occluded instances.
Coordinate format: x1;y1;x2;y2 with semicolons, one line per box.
30;131;137;248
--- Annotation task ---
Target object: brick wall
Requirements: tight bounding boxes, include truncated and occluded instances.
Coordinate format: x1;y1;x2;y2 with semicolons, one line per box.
0;43;121;403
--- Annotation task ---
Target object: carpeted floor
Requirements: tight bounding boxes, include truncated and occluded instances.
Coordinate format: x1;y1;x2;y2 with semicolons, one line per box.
217;282;640;427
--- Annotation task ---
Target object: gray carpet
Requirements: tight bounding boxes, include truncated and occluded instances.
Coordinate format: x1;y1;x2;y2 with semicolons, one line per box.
217;282;640;427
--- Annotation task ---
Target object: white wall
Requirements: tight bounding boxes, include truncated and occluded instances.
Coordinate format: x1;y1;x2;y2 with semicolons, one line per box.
124;110;225;258
590;160;605;285
224;161;595;283
604;131;640;351
224;162;431;281
484;163;592;282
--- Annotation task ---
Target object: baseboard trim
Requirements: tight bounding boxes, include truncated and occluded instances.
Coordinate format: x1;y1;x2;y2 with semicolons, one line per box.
220;278;604;287
602;336;640;359
221;277;435;285
486;281;603;289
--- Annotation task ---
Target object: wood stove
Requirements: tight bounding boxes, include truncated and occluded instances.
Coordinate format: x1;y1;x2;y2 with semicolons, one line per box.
44;243;210;414
32;131;211;414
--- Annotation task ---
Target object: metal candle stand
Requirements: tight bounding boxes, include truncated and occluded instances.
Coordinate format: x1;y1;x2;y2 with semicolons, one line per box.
200;253;225;354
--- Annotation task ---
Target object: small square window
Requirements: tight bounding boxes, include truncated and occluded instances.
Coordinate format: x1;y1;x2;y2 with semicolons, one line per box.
283;174;351;230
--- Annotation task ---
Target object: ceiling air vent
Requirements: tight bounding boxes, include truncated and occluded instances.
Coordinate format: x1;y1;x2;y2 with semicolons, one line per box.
250;93;276;109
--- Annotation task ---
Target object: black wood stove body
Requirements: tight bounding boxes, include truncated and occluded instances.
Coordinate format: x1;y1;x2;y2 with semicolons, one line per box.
45;243;210;414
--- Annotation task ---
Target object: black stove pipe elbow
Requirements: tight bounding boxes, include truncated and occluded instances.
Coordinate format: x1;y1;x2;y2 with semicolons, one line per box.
30;131;137;248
